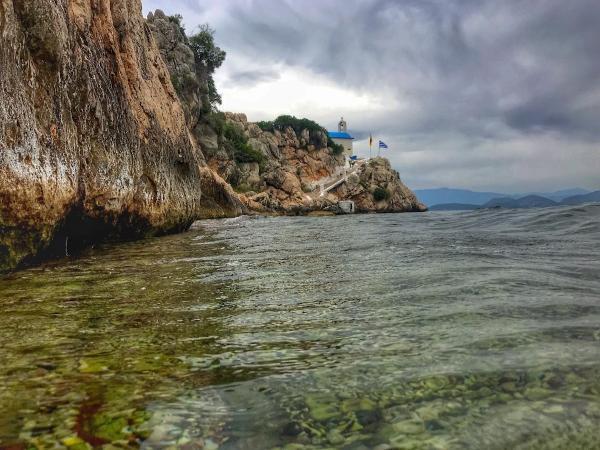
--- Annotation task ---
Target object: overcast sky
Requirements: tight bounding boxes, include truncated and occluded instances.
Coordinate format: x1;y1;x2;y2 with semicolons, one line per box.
143;0;600;193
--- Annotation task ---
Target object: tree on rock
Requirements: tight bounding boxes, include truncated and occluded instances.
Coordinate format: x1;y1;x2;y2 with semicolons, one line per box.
189;24;226;108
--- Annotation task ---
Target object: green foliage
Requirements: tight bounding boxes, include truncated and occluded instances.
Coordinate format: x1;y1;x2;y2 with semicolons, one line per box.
273;115;326;135
222;123;265;166
206;111;226;136
189;24;226;76
233;183;254;193
256;116;343;154
328;137;345;155
170;74;183;94
207;77;222;106
256;120;275;132
373;187;391;202
255;115;326;134
170;71;199;99
168;14;185;30
181;23;226;111
257;115;345;154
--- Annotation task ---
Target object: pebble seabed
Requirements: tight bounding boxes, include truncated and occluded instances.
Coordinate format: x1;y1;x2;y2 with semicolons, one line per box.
1;208;600;449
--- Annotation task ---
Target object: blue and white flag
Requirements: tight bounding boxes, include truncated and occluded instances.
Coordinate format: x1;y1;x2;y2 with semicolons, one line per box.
379;140;388;149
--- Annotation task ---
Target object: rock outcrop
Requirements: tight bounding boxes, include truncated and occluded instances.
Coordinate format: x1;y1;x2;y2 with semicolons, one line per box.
0;4;424;271
194;114;426;215
213;113;347;214
334;158;427;213
146;12;425;216
0;0;241;271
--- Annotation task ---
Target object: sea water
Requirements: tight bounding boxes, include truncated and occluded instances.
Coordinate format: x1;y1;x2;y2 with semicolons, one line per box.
1;205;599;449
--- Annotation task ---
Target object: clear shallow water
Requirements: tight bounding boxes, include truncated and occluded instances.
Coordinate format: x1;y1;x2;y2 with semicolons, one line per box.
1;205;600;450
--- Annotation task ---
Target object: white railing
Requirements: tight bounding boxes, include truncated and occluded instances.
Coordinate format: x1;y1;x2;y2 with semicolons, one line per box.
317;161;365;197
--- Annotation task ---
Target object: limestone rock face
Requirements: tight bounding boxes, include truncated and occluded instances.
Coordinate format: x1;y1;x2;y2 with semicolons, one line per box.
146;10;203;128
218;114;347;213
337;158;428;213
0;0;241;271
144;8;425;217
192;114;426;215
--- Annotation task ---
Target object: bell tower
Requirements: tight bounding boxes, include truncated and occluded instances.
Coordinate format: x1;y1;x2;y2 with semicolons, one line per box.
338;117;347;132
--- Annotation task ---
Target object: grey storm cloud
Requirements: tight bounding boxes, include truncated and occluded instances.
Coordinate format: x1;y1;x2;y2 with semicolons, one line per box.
143;0;600;192
225;69;281;87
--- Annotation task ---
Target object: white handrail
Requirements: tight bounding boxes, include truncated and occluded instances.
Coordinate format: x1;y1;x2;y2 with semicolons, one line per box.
318;162;364;197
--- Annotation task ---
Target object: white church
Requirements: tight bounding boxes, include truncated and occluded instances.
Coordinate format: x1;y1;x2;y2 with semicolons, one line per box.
328;117;354;158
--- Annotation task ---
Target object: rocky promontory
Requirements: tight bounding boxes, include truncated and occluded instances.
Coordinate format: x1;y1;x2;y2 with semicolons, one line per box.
205;113;426;215
148;11;426;215
0;3;424;271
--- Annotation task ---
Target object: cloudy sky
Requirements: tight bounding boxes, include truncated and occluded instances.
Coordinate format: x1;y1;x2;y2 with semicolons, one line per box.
143;0;600;192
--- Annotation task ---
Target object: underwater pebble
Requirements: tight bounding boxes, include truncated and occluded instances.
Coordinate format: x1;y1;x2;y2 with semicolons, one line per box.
544;404;564;414
326;429;345;445
392;420;424;435
282;421;303;436
204;438;219;450
355;409;382;426
525;387;550;401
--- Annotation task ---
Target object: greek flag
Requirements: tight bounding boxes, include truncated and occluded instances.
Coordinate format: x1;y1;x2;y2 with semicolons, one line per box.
379;140;388;149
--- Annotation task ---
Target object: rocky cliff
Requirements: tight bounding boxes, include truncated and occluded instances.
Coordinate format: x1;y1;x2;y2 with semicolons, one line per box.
148;11;426;216
0;0;242;271
0;4;424;271
212;114;426;215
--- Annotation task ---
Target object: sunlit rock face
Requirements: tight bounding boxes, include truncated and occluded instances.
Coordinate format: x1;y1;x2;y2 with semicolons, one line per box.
0;0;244;271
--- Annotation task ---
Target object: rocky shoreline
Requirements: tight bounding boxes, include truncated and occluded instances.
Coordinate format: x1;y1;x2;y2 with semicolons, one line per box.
0;2;425;272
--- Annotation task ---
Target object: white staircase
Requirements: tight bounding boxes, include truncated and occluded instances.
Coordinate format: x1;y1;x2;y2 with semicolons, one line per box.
316;160;366;198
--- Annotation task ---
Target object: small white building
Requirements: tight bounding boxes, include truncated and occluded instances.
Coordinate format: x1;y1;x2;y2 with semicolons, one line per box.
338;200;356;214
328;117;354;158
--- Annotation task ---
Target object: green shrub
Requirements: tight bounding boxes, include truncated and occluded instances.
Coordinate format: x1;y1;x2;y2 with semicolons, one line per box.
256;120;275;132
189;24;226;75
255;115;327;134
257;115;338;151
327;137;344;155
168;14;185;34
187;24;226;110
170;71;200;100
233;183;254;193
236;143;265;165
222;123;265;165
272;115;326;135
206;111;226;136
373;187;391;202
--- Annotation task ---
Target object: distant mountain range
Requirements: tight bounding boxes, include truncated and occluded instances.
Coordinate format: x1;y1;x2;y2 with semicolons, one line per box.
429;203;481;211
416;188;506;206
483;195;559;209
417;188;600;211
560;190;600;205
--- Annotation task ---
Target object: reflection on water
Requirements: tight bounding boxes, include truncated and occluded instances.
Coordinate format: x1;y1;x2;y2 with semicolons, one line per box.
1;205;600;449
